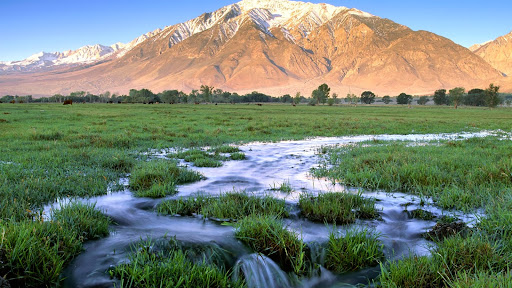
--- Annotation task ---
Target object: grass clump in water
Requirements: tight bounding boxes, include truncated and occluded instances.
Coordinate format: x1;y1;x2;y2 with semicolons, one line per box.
230;152;246;160
193;157;223;168
212;145;241;154
326;228;384;273
407;209;435;220
0;202;110;287
51;201;111;241
299;192;379;224
170;149;226;168
378;234;509;287
111;238;244;288
129;159;203;198
157;192;289;220
269;181;293;193
235;215;306;274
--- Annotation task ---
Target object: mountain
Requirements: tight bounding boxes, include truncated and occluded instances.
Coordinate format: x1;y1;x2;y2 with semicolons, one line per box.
0;0;505;96
0;45;117;73
472;31;512;76
0;28;162;74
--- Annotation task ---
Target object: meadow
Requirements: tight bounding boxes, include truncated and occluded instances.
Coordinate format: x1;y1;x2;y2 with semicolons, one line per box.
0;103;511;287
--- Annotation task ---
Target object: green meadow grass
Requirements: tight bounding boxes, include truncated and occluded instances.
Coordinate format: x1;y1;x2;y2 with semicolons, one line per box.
0;103;511;286
315;137;512;211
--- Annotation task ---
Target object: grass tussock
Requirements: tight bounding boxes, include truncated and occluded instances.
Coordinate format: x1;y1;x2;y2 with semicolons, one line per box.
111;238;244;288
212;145;241;154
235;215;306;274
129;159;203;198
299;192;379;224
51;201;111;241
378;234;510;287
158;192;289;220
230;152;246;160
447;271;512;288
0;202;110;287
407;209;436;220
169;147;245;167
326;228;384;273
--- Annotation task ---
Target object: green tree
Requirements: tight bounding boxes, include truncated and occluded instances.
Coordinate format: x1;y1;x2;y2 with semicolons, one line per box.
382;96;391;104
189;89;199;103
345;93;359;106
281;94;292;103
332;93;339;104
396;93;412;105
200;85;214;103
293;92;301;105
360;91;376;104
449;87;465;109
160;90;180;104
312;83;330;105
327;98;335;106
485;83;501;108
417;96;430;105
464;88;486;107
433;89;447;105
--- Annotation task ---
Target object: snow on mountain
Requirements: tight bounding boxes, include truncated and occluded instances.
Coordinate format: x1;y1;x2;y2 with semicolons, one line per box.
1;0;375;73
116;28;162;57
469;40;492;52
1;45;115;71
165;0;371;48
1;28;161;72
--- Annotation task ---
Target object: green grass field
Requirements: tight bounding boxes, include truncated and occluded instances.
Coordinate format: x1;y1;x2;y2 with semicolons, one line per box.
0;103;511;286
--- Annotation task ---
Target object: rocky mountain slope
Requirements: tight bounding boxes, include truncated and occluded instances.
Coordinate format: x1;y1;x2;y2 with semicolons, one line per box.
0;0;505;96
472;31;512;76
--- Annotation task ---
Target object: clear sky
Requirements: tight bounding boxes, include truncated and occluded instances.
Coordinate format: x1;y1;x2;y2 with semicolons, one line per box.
1;0;510;62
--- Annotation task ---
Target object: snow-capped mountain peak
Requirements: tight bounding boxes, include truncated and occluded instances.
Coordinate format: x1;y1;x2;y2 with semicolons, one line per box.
165;0;367;48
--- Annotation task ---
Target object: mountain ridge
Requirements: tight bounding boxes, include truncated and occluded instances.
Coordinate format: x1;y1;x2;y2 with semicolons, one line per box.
0;0;506;96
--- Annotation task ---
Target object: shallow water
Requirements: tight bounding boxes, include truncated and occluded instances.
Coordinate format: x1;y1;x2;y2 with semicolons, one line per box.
54;132;494;287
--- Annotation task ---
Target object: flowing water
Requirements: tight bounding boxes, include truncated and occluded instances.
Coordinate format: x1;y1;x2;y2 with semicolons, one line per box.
51;132;495;288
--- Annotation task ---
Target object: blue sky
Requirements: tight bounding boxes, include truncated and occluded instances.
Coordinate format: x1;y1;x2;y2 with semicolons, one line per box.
1;0;510;61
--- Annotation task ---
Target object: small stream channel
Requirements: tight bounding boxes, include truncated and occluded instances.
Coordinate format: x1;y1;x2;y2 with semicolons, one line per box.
49;132;493;288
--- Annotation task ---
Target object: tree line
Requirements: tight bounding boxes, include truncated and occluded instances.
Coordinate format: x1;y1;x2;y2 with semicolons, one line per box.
1;83;510;108
309;83;508;108
0;86;309;104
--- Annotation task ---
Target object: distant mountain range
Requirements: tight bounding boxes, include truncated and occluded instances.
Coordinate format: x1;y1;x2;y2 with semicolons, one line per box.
0;0;510;96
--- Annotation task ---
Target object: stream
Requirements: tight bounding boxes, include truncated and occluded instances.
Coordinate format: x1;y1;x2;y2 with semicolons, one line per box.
50;132;494;288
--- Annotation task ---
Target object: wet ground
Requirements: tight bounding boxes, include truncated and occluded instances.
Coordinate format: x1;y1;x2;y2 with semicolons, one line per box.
50;132;493;287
